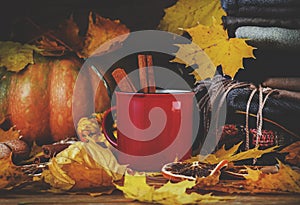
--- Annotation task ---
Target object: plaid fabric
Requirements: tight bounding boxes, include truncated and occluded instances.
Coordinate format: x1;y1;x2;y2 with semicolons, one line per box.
250;129;276;147
218;124;295;150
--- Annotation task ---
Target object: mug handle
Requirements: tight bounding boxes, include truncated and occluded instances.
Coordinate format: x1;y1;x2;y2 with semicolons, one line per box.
102;106;118;148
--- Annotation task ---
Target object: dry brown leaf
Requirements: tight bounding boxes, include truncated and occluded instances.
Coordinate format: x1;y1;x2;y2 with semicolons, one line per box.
56;16;83;52
0;127;21;143
196;162;300;194
35;12;129;58
76;115;112;149
43;157;75;190
35;36;67;56
243;161;300;193
0;153;31;190
196;170;221;187
42;139;127;191
62;161;113;190
79;12;130;58
280;141;300;166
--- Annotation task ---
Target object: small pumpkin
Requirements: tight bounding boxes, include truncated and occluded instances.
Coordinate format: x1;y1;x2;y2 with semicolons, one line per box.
0;55;110;145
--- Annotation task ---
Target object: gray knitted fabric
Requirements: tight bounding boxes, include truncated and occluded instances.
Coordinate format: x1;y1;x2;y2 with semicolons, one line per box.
221;0;300;11
224;6;300;18
235;26;300;49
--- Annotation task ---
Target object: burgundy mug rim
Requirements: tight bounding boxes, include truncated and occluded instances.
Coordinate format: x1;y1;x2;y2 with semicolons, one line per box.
115;89;194;95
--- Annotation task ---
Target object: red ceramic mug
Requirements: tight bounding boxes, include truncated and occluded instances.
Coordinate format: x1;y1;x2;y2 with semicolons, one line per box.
102;90;195;171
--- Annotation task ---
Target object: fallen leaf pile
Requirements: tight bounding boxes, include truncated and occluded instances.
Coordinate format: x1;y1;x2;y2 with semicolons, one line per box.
195;161;300;194
0;1;299;203
0;12;129;73
115;172;234;204
0;121;299;198
243;162;300;193
36;12;129;59
188;141;279;164
182;142;300;194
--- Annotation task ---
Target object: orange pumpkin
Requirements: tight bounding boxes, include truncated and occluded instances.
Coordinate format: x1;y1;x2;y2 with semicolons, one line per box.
0;55;110;145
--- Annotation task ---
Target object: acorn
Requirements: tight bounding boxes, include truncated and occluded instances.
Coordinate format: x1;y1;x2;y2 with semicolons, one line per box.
4;139;30;163
0;143;11;159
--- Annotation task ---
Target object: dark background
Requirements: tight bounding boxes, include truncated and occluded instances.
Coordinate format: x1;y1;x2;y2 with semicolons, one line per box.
0;0;299;84
0;0;177;41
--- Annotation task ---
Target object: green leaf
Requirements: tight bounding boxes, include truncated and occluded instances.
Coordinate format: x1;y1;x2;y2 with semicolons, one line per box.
0;41;41;72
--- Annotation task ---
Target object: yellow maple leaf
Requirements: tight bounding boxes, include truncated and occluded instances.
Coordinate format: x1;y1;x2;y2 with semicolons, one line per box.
158;0;226;35
115;173;234;204
173;20;255;81
188;142;278;164
42;138;127;191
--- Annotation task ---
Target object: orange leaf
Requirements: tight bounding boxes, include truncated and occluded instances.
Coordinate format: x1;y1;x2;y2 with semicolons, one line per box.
63;161;114;191
56;16;83;52
243;162;300;193
0;127;21;143
280;141;300;166
78;12;130;58
35;12;129;59
35;36;67;56
42;139;127;191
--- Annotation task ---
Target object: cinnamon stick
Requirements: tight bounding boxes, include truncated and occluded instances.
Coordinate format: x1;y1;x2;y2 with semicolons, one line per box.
42;143;71;158
3;139;30;163
112;68;137;92
34;155;50;164
147;55;156;93
138;54;149;93
262;77;300;91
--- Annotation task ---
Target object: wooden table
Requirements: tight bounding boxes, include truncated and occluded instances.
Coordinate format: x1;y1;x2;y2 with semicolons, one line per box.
1;190;299;205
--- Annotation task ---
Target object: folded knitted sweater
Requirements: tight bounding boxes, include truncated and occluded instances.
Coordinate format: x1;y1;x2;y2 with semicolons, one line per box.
223;16;300;37
235;26;300;49
221;0;300;11
223;6;300;18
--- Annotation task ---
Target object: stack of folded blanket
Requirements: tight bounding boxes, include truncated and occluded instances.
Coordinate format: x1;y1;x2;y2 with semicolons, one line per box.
192;71;300;165
221;0;300;49
193;1;300;165
220;0;300;84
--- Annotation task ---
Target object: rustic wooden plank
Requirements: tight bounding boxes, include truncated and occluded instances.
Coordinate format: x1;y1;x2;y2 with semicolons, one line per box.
0;191;299;205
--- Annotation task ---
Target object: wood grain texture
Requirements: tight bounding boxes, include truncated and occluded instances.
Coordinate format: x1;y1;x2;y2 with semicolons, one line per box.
0;191;299;205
